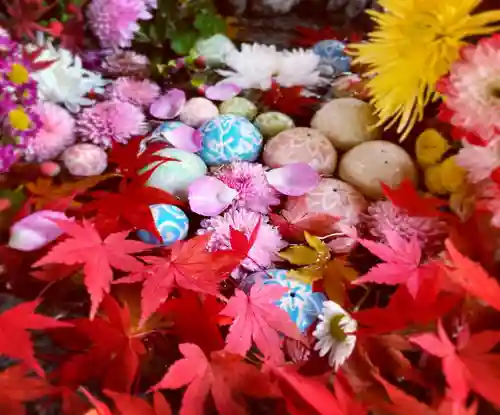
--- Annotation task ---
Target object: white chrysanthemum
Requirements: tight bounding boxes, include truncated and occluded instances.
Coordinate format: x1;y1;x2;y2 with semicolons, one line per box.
218;43;280;90
275;49;321;88
30;41;108;113
313;301;357;370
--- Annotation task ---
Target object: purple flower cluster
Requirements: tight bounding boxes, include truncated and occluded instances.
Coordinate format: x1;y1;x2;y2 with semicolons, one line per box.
0;34;41;172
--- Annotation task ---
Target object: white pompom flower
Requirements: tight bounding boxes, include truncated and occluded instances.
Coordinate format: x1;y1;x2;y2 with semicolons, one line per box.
313;300;357;370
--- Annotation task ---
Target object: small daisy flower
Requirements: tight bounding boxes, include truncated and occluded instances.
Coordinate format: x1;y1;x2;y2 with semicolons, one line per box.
313;301;357;370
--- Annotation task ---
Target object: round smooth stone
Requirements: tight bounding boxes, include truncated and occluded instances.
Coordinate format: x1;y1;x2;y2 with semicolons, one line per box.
263;127;337;175
198;114;263;166
311;98;381;151
145;148;207;200
137;204;189;246
62;143;107;177
195;34;237;67
254;111;295;138
180;97;219;128
256;269;319;332
288;178;367;226
313;39;351;74
219;97;258;120
339;140;418;199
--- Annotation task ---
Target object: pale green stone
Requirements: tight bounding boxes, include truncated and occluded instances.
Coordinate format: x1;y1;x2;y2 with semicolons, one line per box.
254;112;295;138
195;34;237;67
219;97;258;120
144;148;207;201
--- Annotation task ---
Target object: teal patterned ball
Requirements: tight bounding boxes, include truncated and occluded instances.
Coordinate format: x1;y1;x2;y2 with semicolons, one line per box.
137;204;189;246
198;114;263;166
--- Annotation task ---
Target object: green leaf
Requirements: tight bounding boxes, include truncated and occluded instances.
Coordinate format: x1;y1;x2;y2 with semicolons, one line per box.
194;11;226;38
170;30;199;55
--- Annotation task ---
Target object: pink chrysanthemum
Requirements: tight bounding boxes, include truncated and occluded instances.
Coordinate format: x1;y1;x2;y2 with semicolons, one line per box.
87;0;154;49
438;35;500;144
213;162;280;213
107;77;160;107
76;100;147;148
102;51;150;77
198;208;287;274
364;201;447;255
25;102;75;162
456;140;500;184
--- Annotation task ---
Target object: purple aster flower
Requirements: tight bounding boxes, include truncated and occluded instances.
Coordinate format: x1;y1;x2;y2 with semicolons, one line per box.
364;200;447;256
87;0;154;49
76;100;147;148
107;77;160;107
213;161;281;213
197;208;287;275
0;144;18;173
16;80;38;106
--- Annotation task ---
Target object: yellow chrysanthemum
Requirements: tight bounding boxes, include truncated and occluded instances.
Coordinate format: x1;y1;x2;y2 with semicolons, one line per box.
440;156;467;193
425;164;447;195
415;128;450;167
7;63;29;85
8;107;31;131
349;0;500;140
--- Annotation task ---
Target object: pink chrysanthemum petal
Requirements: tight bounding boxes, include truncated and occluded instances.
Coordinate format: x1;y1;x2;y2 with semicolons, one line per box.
213;162;280;213
456;139;500;183
197;207;287;274
204;82;241;101
76;100;147;149
149;89;186;119
107;77;160;107
265;163;320;196
189;176;238;216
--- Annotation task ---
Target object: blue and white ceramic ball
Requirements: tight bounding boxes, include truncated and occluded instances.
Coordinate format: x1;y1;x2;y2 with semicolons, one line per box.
197;114;263;166
137;204;189;246
260;269;325;332
313;40;351;74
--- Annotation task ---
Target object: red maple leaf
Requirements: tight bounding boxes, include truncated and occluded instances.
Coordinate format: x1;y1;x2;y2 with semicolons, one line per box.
270;198;339;242
83;173;182;239
382;179;449;218
410;322;500;407
0;365;58;415
0;300;71;376
3;0;58;40
115;232;250;326
271;365;366;415
152;343;278;415
292;26;341;47
353;230;438;297
108;137;173;181
158;290;225;354
352;280;459;336
104;389;172;415
220;280;303;363
261;81;319;117
51;295;147;393
33;220;151;319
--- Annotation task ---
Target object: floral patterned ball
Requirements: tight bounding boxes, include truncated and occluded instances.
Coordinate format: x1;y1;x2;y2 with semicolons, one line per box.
137;204;189;246
253;268;325;332
198;114;263;166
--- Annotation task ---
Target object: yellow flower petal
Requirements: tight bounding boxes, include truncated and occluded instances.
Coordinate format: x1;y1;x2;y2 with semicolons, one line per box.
7;63;29;85
440;156;467;193
278;246;318;266
8;108;31;131
415;128;450;167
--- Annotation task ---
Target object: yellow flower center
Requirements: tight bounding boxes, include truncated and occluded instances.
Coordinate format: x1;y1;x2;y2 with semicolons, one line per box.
7;63;29;85
330;314;347;342
8;108;31;131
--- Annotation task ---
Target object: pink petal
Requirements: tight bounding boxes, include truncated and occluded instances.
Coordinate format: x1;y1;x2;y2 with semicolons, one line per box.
266;163;320;196
149;89;186;119
188;176;238;216
162;123;201;152
8;210;71;251
204;82;241;101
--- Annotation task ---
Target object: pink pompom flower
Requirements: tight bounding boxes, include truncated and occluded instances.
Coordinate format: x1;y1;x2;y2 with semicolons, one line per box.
25;102;76;162
107;77;160;107
87;0;155;49
76;100;147;148
197;208;287;275
364;200;447;256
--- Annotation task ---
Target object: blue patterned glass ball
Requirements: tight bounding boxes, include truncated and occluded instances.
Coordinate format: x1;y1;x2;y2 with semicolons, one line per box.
197;114;263;166
260;269;321;332
313;40;351;74
137;204;189;246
